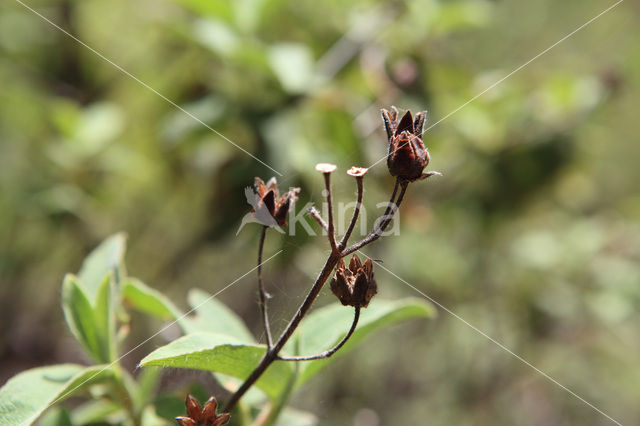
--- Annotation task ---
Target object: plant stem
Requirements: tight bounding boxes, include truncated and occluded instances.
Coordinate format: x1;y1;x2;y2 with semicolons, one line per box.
323;172;339;253
338;176;364;250
308;206;328;231
223;179;407;414
223;253;341;413
257;225;273;348
342;179;408;256
277;307;360;361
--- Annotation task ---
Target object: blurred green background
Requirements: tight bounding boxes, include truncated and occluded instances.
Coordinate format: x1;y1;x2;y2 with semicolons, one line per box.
1;0;639;424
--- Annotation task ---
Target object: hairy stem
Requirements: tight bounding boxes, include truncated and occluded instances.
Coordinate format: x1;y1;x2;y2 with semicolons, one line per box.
308;206;328;232
257;225;273;348
277;307;360;361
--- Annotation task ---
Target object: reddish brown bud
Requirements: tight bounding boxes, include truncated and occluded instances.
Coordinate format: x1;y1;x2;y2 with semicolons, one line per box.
253;177;300;227
330;255;377;308
382;107;439;182
176;395;230;426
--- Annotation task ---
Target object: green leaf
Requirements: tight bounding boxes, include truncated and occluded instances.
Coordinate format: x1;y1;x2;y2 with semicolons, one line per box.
290;298;436;386
94;273;117;362
78;233;126;302
70;399;121;425
181;288;255;343
275;407;318;426
123;278;181;320
268;43;314;94
37;407;73;426
61;274;103;362
174;0;233;22
0;364;112;425
140;333;293;401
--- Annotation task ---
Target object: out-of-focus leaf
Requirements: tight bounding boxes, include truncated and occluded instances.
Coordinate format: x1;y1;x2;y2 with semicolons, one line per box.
70;399;121;425
174;0;233;21
61;274;103;362
37;406;73;426
0;364;112;426
94;273;117;362
78;233;127;302
192;19;238;56
290;298;436;386
123;278;181;320
181;288;255;343
268;43;315;94
275;407;318;426
140;333;294;401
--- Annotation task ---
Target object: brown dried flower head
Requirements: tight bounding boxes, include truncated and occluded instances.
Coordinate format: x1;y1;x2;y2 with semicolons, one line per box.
330;254;377;308
176;395;230;426
254;177;300;227
382;106;438;182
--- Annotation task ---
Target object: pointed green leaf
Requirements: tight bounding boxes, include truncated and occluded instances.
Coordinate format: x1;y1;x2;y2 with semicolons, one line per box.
78;233;126;302
61;275;103;362
180;288;255;343
0;364;112;425
140;333;293;401
123;278;182;320
290;298;436;386
94;273;117;362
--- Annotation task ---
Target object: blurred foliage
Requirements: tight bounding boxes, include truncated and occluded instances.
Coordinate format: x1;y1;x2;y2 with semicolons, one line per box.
1;0;639;424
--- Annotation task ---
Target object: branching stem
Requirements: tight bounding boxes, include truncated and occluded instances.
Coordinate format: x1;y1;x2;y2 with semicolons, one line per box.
224;178;410;414
277;307;360;361
338;176;364;250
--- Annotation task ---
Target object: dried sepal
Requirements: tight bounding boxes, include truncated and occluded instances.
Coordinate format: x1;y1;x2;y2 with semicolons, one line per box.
253;177;300;227
330;255;377;308
381;107;439;182
176;395;230;426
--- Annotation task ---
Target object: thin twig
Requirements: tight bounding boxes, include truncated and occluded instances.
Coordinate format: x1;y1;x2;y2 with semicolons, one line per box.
277;307;360;361
338;176;364;250
323;173;339;253
257;225;273;348
308;206;328;232
342;179;408;256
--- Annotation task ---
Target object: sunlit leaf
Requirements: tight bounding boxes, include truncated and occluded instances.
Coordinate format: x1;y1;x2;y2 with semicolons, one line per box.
181;288;255;343
61;274;103;362
290;298;436;385
0;364;112;425
78;233;127;302
123;278;182;320
94;273;117;362
140;333;294;401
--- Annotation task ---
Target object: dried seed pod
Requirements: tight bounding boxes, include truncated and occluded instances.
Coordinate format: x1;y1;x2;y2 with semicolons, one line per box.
176;395;230;426
253;177;300;227
382;107;439;182
330;255;377;308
